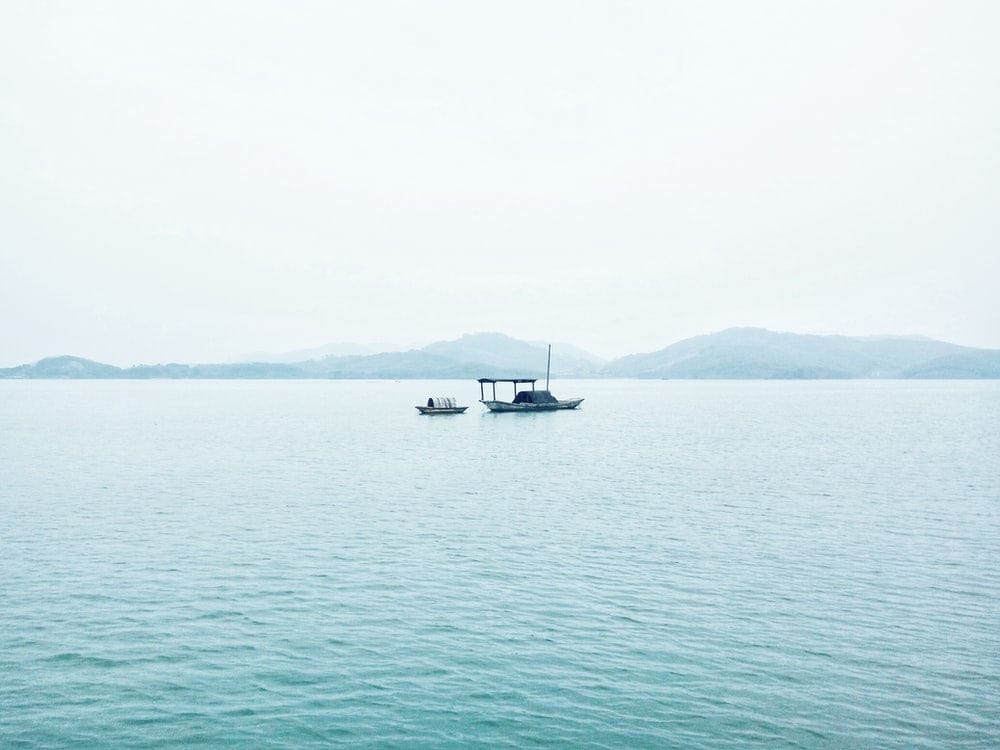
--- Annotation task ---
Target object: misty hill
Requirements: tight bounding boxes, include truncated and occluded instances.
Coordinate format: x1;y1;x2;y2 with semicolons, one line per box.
122;362;310;378
899;351;1000;378
420;333;603;376
3;329;998;379
530;340;608;368
234;341;404;363
602;328;1000;379
292;333;602;378
0;334;604;379
299;350;485;379
224;334;602;377
0;356;312;379
0;356;123;379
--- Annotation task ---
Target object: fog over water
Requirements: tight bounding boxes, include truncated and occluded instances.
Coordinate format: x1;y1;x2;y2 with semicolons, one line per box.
1;2;998;366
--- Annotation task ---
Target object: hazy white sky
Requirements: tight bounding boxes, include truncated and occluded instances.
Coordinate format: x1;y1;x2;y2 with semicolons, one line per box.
2;1;998;366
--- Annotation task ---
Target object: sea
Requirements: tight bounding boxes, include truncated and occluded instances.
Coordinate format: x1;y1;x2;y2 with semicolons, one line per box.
1;379;998;748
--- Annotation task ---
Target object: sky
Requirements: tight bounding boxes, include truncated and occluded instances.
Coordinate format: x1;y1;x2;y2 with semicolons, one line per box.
1;1;998;366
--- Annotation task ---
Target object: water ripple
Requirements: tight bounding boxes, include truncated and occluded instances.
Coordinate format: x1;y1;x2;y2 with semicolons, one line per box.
1;379;998;747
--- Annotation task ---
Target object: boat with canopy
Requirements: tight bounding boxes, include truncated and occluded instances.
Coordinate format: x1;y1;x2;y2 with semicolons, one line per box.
477;346;583;412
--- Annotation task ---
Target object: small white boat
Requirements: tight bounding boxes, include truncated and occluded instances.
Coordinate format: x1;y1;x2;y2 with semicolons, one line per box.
416;396;468;415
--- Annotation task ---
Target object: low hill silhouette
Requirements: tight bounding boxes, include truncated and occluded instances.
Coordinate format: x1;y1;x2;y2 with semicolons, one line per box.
3;329;998;379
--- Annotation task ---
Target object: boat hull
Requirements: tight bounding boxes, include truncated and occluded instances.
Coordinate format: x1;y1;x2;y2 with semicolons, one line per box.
481;398;583;412
415;406;468;414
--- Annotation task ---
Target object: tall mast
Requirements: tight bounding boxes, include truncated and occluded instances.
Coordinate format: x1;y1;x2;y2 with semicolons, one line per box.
546;344;551;390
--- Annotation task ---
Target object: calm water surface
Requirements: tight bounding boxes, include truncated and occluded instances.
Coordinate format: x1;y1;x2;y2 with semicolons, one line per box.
2;380;998;748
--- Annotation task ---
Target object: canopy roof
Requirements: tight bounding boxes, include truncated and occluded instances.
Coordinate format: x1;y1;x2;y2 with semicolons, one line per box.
476;378;537;384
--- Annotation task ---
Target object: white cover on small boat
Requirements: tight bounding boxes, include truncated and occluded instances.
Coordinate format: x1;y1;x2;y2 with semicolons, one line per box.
427;397;457;408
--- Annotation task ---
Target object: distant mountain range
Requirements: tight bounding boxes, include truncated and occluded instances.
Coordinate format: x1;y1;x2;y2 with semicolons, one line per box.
3;329;999;379
233;341;409;363
602;328;1000;379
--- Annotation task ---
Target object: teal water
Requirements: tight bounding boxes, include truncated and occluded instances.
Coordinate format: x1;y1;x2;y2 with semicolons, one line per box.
2;379;998;748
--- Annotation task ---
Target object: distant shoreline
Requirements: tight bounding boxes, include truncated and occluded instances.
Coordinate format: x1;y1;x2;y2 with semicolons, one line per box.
4;329;1000;380
4;376;1000;382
